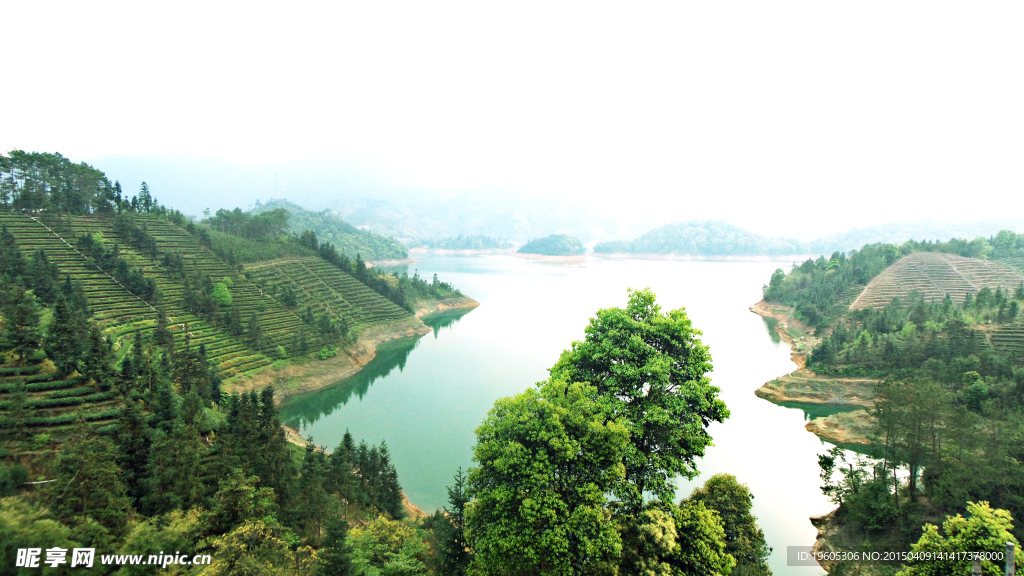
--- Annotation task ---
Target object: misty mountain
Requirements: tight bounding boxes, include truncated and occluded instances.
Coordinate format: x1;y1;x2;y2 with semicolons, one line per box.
597;219;1024;258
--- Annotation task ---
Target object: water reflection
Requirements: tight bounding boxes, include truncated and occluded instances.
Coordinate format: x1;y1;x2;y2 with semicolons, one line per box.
761;316;782;344
421;307;474;338
281;337;421;430
776;400;862;422
280;307;474;429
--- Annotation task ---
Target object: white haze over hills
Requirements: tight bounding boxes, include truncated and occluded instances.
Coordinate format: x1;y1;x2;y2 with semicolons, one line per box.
90;153;1024;258
2;3;1019;251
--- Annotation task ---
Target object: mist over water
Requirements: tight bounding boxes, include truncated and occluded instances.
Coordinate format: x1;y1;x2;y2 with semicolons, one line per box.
281;255;840;574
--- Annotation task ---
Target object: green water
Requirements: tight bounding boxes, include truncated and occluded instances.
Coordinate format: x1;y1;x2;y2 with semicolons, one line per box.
280;256;848;574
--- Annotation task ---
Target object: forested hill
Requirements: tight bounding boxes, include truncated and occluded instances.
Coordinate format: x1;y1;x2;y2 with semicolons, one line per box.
517;234;585;256
251;198;407;261
0;152;464;383
761;233;1024;550
0;152;479;574
594;220;807;256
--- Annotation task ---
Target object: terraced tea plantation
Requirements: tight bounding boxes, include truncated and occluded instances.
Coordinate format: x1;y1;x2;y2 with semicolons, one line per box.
987;325;1024;363
850;252;1024;310
0;358;121;445
0;214;412;380
245;257;410;332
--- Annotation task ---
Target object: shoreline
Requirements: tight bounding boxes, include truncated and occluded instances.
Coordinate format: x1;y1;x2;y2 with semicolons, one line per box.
225;297;480;403
595;253;816;263
414;295;481;317
367;258;417;268
749;299;877;445
513;252;587;264
409;247;515;256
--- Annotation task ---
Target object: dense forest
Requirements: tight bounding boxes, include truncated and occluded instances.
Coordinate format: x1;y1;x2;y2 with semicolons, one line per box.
763;235;1024;572
410;235;512;251
517;234;586;256
251;199;408;262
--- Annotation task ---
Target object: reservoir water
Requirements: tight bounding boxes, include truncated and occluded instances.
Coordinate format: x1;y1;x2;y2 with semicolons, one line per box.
280;255;838;575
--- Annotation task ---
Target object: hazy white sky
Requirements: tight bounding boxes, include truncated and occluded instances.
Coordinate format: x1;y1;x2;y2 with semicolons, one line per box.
2;2;1022;236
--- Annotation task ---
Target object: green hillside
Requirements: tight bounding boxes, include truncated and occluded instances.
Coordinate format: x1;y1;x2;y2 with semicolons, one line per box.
517;234;585;256
761;234;1024;548
251;198;408;261
0;213;411;378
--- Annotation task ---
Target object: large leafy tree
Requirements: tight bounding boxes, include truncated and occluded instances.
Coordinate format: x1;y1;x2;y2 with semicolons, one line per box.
897;501;1020;576
684;474;772;575
549;288;729;511
466;380;628;576
620;501;736;576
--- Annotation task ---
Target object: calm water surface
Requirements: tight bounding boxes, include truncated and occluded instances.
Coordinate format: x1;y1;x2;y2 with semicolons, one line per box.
280;256;840;575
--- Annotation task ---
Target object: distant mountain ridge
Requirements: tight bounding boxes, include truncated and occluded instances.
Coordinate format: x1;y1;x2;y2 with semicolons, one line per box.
594;220;805;256
251;198;407;261
594;219;1024;258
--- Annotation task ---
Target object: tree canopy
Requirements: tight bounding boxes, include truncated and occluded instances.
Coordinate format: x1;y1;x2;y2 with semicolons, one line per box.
550;288;729;511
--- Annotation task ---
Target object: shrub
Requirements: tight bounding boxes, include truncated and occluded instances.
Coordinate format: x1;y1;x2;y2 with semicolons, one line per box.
212;283;233;306
318;345;339;360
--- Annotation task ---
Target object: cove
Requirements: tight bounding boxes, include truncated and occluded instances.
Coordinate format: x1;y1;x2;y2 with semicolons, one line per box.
280;255;846;575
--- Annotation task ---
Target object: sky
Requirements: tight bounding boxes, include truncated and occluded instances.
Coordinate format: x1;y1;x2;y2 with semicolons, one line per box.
2;2;1022;237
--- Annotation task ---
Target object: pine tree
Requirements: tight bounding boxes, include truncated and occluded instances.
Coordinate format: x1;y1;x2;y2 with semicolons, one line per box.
329;431;359;508
433;468;472;576
28;248;59;303
149;379;179;434
138;182;153;213
5;381;33;440
247;312;263;352
44;296;82;375
50;419;133;530
81;325;115;390
60;273;89;315
154;305;174;348
0;224;25;281
114;399;152;506
296;438;331;542
377;441;404;518
143;422;207;516
1;285;41;363
253;387;294;504
320;516;354;576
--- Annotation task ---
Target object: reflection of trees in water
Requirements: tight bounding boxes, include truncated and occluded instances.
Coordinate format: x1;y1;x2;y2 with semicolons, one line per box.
761;316;781;344
422;307;474;338
280;308;474;429
281;337;420;429
777;400;861;422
